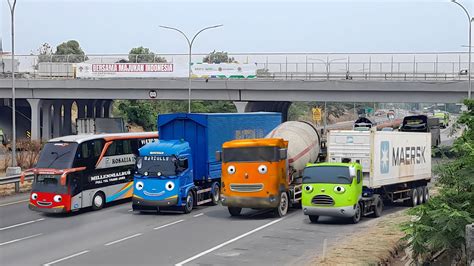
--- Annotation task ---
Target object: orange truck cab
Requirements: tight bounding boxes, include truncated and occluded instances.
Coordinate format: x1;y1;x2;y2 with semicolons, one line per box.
219;138;292;217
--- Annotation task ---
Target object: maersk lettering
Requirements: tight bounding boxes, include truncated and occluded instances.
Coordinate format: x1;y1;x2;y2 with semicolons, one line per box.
392;146;426;166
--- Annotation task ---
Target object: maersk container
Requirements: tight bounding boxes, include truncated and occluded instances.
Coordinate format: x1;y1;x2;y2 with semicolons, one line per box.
157;112;282;182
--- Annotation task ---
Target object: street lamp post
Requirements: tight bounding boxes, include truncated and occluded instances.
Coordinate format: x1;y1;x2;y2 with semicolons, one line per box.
452;0;473;99
7;0;19;175
308;57;347;80
159;25;223;113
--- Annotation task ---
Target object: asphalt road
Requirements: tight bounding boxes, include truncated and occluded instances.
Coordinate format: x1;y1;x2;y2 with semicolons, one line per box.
0;121;456;266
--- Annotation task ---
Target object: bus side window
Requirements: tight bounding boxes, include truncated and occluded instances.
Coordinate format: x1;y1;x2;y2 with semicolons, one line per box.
123;140;132;154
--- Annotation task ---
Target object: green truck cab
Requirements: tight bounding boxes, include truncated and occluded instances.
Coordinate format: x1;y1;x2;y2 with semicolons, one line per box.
302;162;382;224
433;112;449;128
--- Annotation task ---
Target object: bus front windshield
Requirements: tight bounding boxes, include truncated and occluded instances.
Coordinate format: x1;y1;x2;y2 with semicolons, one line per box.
302;166;352;184
36;142;78;169
136;156;178;177
223;147;280;162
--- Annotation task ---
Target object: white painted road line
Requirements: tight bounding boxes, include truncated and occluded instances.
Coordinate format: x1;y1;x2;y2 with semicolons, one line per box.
0;233;42;246
104;233;142;246
43;250;90;266
193;213;204;217
0;218;45;231
0;199;29;207
153;219;185;230
175;218;284;266
128;209;133;212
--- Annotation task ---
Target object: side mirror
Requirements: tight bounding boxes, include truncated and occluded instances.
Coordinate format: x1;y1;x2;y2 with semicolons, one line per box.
60;174;67;186
349;166;356;178
279;148;287;160
215;151;222;162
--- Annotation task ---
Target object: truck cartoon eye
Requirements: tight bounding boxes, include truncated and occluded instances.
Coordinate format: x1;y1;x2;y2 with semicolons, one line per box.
227;165;236;175
334;186;346;194
31;193;38;200
53;195;62;203
304;185;313;193
258;165;268;174
165;181;175;191
135;181;144;191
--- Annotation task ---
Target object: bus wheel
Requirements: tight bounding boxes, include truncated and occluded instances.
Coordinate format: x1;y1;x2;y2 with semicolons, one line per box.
211;183;220;205
351;202;362;224
275;192;289;217
183;191;194;214
309;215;319;223
228;207;242;216
372;196;383;218
409;188;418;207
92;192;105;210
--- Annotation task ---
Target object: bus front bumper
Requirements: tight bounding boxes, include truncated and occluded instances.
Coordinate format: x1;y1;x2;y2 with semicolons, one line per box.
220;195;280;208
303;205;356;218
132;196;178;209
29;203;67;213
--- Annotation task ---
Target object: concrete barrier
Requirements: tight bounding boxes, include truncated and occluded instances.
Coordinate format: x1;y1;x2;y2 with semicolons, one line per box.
467;223;474;265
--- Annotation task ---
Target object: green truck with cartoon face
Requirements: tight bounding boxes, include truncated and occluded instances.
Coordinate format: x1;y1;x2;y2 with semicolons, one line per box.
302;129;432;224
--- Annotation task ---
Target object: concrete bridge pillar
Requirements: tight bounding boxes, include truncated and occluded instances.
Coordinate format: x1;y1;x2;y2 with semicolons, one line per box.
86;100;95;118
233;101;248;113
62;100;73;136
77;100;87;119
95;100;105;118
103;100;113;118
41;101;52;141
53;102;62;138
27;99;41;140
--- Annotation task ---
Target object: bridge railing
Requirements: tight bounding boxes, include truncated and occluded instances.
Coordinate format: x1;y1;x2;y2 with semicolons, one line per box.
0;52;471;81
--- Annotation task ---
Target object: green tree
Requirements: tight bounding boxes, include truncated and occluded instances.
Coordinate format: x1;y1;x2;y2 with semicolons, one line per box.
117;100;157;131
402;99;474;263
203;50;235;64
37;43;53;63
128;46;166;63
53;40;87;63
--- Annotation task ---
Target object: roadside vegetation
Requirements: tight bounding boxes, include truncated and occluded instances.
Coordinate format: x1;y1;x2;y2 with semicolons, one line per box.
402;99;474;264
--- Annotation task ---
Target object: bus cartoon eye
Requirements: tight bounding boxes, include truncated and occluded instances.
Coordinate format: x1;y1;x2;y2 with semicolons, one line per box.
135;181;144;191
165;181;175;191
31;193;38;200
136;158;143;169
53;195;62;202
258;165;268;174
227;165;236;175
304;185;313;193
334;186;346;194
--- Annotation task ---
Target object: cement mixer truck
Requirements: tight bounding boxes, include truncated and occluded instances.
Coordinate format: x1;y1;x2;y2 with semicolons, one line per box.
217;121;321;217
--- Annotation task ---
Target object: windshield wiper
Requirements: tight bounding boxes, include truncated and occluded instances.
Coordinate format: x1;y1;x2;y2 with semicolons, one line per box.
46;150;72;168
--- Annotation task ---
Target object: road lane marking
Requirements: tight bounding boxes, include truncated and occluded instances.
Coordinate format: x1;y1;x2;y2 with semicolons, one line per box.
193;213;204;217
104;233;142;246
175;218;284;266
0;233;42;246
43;250;90;266
128;209;133;212
153;219;185;230
0;199;29;207
0;218;45;231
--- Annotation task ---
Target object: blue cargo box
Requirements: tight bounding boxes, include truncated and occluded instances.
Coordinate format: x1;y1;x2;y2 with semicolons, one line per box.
157;113;281;182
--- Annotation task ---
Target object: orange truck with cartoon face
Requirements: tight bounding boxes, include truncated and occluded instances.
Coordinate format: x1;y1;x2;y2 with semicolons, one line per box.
219;121;321;217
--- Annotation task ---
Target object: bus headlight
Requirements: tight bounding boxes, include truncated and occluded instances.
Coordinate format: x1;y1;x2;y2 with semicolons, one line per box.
31;193;38;200
135;181;144;191
53;195;62;202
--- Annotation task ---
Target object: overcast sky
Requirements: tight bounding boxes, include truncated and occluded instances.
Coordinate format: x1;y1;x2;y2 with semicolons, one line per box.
1;0;473;55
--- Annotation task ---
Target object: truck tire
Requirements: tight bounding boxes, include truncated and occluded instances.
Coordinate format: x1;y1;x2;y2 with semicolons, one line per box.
275;192;289;217
423;186;429;203
351;202;362;224
211;183;220;205
371;196;383;218
309;215;319;223
92;192;105;210
417;187;424;204
228;207;242;216
182;191;194;214
409;188;418;207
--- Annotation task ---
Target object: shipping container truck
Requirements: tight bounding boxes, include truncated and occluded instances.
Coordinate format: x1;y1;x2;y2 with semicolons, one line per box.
132;113;281;213
218;121;321;217
302;129;431;223
399;115;440;147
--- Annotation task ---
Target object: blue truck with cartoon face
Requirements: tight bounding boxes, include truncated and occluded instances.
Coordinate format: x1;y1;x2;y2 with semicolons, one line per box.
132;113;281;213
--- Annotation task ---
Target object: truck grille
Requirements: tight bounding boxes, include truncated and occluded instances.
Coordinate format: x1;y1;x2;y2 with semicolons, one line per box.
311;195;334;206
230;183;263;192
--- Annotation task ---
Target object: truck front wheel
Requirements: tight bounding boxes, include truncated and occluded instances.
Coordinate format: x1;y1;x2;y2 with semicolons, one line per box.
211;183;220;205
309;215;319;223
275;192;289;217
183;191;194;214
228;207;242;216
351;203;362;224
371;196;383;218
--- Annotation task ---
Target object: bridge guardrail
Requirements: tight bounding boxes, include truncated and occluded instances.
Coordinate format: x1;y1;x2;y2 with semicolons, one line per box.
0;174;34;192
